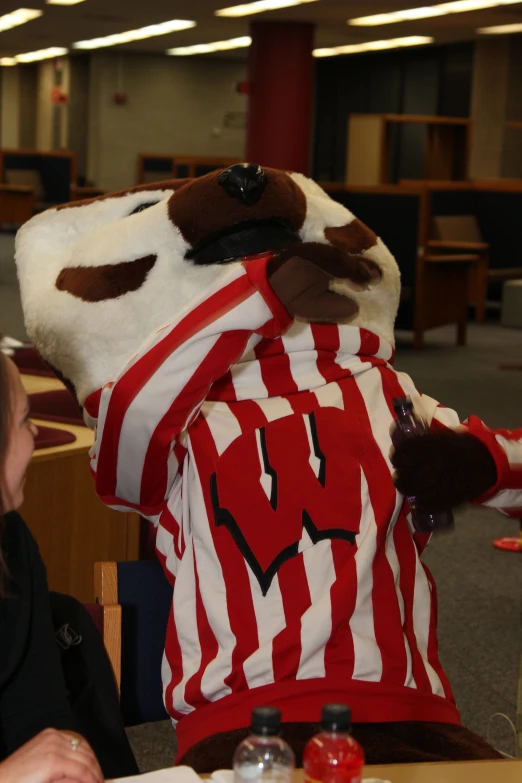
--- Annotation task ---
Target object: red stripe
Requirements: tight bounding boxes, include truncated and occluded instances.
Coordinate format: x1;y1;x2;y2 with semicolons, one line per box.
323;539;357;680
189;414;259;695
345;373;409;687
271;554;312;681
311;324;344;384
254;338;299;397
96;272;255;498
359;328;380;357
392;512;433;692
183;549;218;710
209;370;237;402
139;331;252;507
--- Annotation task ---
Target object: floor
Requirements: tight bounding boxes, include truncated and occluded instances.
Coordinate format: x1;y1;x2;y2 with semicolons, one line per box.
1;231;521;770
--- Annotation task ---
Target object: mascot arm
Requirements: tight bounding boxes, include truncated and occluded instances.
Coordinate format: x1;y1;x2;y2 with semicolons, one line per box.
88;256;292;518
392;389;522;517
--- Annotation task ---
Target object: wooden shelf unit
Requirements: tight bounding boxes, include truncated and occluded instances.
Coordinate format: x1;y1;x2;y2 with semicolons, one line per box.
137;153;240;184
346;114;471;187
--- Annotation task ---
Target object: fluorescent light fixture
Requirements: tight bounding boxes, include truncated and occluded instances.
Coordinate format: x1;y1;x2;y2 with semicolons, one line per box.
167;36;252;55
314;35;434;58
478;22;522;33
0;8;42;33
74;19;196;50
15;47;68;62
46;0;86;4
216;0;318;18
0;57;17;66
349;1;522;26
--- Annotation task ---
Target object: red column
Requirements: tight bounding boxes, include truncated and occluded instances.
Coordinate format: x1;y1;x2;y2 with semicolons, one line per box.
246;21;315;175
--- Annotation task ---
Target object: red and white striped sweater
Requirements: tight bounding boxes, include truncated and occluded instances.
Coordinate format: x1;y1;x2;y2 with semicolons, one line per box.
84;253;522;759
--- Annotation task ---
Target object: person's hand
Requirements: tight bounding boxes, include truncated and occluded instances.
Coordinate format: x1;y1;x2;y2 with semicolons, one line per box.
0;729;103;783
391;429;498;511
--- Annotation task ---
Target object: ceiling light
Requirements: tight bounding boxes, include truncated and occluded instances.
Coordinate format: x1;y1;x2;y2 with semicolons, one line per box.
46;0;86;4
314;35;434;58
216;0;318;18
0;57;17;66
0;8;42;33
15;47;68;62
349;0;522;26
478;22;522;32
167;36;252;55
74;19;196;50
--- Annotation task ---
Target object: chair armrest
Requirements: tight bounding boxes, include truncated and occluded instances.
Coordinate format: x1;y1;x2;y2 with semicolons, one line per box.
424;253;481;263
427;239;489;251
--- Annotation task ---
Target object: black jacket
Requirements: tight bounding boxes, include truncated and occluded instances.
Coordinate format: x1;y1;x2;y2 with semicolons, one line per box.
0;512;77;759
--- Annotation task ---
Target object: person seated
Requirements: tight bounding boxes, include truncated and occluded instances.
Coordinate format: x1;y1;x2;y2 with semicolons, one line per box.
0;729;102;783
0;352;138;778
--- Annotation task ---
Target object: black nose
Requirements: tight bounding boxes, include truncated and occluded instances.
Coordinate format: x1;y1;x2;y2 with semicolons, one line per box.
218;163;267;206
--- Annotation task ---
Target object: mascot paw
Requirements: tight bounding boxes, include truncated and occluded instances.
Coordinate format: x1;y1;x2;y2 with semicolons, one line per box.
391;430;498;511
267;242;380;324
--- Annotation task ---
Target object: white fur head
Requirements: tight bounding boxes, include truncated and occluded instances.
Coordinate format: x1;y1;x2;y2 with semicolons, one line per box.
15;167;400;402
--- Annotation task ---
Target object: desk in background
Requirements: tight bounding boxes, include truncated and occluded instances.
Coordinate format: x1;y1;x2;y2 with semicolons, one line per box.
19;374;140;603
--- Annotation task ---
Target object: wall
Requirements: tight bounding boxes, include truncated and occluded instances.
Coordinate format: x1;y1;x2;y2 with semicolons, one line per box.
313;42;474;182
68;56;90;181
19;65;37;149
36;60;55;150
87;53;247;192
0;67;21;148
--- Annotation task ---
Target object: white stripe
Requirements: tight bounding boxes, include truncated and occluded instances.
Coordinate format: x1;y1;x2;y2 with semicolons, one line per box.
202;401;242;456
412;560;445;697
231;335;269;399
188;459;235;703
171;540;200;715
495;433;522;470
354;367;395;473
350;466;383;681
313;381;345;410
297;539;336;680
283;322;326;392
243;570;285;690
484;488;522;509
255;396;294;422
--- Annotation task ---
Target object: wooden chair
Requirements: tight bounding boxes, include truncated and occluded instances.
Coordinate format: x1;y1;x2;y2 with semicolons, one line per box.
427;215;489;324
94;560;172;725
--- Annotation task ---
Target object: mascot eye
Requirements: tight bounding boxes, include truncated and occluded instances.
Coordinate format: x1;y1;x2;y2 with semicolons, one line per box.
130;201;159;215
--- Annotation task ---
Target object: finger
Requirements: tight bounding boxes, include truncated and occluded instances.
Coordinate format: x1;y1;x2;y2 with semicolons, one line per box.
42;754;102;783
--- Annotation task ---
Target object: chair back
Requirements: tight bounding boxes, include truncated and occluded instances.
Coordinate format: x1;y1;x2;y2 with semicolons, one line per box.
115;560;172;726
432;214;483;243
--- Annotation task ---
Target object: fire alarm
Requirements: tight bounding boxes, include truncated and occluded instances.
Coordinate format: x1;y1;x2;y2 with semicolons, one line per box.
113;91;128;105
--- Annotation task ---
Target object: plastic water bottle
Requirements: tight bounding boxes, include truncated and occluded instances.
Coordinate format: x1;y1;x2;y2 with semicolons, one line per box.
303;704;364;783
392;396;454;534
233;707;295;783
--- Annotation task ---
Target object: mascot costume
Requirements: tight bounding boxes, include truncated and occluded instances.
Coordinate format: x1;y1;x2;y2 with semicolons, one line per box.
15;164;522;770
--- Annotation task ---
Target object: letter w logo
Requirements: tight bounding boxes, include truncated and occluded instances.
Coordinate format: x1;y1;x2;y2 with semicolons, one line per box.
210;408;365;595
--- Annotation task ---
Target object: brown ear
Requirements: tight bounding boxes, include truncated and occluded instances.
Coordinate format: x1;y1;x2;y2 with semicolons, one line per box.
325;220;377;255
56;254;156;302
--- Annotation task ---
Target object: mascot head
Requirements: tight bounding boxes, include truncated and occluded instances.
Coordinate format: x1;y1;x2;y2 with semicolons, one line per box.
15;164;400;403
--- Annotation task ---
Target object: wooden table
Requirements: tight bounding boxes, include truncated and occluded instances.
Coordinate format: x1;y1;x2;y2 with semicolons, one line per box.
362;758;522;782
19;374;140;603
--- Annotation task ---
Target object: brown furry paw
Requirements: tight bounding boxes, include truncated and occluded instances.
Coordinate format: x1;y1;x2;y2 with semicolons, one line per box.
391;430;498;510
